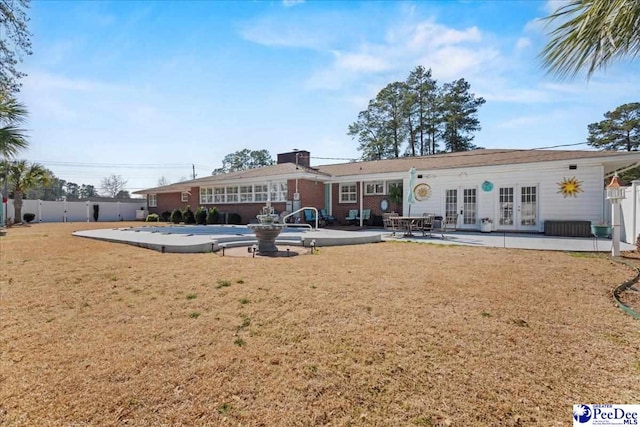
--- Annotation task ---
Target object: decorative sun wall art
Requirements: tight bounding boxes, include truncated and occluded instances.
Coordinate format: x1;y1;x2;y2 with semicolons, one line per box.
413;183;432;201
557;176;584;198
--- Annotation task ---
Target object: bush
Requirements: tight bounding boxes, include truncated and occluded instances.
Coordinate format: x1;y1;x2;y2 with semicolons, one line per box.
146;213;160;222
195;207;207;225
23;213;35;223
161;211;171;222
170;209;183;224
228;213;242;225
206;207;219;224
183;206;196;224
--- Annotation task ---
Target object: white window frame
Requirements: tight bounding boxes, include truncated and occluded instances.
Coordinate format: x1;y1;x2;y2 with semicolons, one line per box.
254;184;268;202
226;186;238;203
387;180;402;193
148;194;157;207
340;183;357;203
364;181;385;195
200;182;287;204
239;186;253;203
214;187;225;203
200;188;213;204
181;191;189;202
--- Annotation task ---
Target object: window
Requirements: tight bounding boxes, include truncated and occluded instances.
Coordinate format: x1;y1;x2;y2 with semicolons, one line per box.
387;181;402;193
365;181;384;195
254;184;268;202
270;182;287;202
181;191;189;202
340;183;357;203
214;187;225;203
226;186;238;203
240;186;253;202
200;188;213;204
199;182;287;204
148;194;157;207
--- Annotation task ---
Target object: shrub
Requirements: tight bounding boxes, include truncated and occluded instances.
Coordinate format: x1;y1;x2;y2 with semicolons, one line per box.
183;206;196;224
170;209;183;224
145;213;160;222
207;207;219;224
161;211;171;222
23;213;35;223
195;207;207;225
228;213;242;225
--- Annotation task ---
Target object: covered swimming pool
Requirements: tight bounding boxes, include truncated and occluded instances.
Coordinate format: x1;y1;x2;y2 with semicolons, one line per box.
73;225;384;253
130;224;307;236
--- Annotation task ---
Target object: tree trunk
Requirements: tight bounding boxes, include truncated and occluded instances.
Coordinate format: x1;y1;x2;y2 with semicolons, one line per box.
13;191;23;224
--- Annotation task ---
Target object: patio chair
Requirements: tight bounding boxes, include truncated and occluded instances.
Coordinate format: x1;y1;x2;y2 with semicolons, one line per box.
383;212;400;236
437;213;459;239
345;209;358;225
319;209;336;226
303;209;318;225
421;214;435;237
356;209;371;225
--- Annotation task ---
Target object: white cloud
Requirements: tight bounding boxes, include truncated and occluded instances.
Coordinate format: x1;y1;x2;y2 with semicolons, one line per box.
544;0;571;14
333;51;390;73
24;71;126;93
305;18;497;92
282;0;305;7
516;37;531;50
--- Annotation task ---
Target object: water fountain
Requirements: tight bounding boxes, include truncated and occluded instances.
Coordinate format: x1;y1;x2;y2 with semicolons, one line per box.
247;202;286;254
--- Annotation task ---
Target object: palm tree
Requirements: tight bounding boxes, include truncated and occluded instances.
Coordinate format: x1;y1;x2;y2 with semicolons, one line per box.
0;93;29;158
541;0;640;78
1;160;51;223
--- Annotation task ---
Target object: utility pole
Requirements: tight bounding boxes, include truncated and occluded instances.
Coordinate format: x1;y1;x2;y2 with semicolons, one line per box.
192;164;196;180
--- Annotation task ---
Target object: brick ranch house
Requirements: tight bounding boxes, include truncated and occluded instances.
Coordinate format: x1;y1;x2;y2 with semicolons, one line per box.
135;149;640;233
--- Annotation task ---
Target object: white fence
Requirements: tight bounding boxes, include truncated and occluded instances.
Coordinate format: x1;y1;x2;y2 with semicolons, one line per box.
3;199;147;223
620;181;640;245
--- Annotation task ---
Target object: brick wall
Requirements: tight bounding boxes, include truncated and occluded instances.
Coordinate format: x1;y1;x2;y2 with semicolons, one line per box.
330;182;403;225
151;186;286;224
291;178;325;211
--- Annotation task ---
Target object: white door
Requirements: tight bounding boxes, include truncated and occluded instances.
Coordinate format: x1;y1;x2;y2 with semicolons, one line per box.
444;187;477;229
497;185;538;231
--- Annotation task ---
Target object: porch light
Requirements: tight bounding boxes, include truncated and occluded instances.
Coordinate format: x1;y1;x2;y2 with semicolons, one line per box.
606;173;626;257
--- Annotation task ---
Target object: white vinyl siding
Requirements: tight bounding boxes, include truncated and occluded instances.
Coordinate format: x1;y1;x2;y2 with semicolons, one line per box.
402;162;606;231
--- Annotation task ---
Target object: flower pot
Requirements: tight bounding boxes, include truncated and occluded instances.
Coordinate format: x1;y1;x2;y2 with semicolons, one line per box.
591;224;611;238
480;222;492;233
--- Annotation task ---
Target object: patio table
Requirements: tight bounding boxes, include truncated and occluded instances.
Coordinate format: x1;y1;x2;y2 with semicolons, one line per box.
396;216;426;236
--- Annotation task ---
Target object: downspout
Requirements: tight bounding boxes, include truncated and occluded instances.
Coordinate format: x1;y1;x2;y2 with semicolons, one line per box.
632;180;639;245
359;180;364;227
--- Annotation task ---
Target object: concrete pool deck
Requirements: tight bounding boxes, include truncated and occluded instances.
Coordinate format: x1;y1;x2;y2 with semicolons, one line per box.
72;225;637;254
72;226;384;253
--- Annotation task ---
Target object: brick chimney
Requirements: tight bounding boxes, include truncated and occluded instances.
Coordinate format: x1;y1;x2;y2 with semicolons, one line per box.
277;150;310;168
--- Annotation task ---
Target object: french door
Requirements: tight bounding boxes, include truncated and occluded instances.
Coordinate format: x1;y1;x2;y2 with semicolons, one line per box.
498;185;538;231
444;187;477;229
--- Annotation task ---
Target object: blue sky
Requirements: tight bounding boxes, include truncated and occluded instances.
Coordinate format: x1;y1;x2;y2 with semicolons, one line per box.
18;0;640;193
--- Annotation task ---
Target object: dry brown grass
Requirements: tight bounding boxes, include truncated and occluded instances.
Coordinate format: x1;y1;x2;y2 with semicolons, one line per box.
1;222;639;426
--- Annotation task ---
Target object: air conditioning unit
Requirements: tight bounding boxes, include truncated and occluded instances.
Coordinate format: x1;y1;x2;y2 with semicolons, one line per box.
293;193;300;201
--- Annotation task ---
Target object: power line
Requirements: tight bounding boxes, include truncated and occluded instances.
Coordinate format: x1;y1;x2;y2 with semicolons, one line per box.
32;160;196;169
